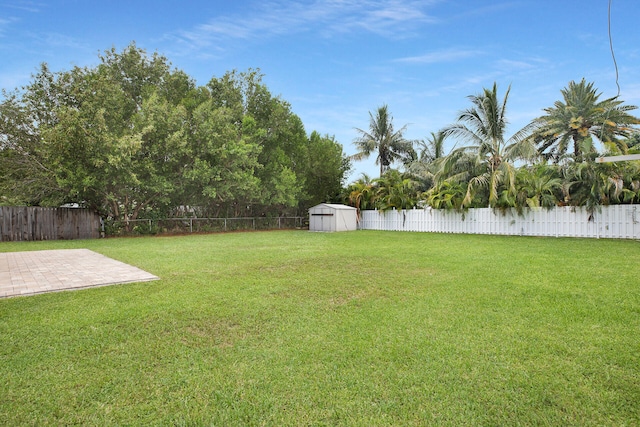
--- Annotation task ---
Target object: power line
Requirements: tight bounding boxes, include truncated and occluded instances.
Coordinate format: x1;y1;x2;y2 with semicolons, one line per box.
608;0;620;97
599;0;621;146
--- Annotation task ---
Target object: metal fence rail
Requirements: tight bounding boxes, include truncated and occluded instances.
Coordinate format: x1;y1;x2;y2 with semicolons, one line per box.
117;216;307;235
359;205;640;239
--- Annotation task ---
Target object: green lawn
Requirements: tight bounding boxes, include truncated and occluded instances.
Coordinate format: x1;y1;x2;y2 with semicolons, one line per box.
1;231;639;426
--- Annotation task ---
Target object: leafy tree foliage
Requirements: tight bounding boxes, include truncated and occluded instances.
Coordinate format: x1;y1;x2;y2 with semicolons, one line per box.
0;89;59;205
304;131;351;207
0;44;350;229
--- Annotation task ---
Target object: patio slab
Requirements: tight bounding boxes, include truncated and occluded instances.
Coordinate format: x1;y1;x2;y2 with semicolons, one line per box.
0;249;159;298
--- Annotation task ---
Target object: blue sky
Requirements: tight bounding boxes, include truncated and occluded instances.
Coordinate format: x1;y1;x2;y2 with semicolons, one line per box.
1;0;639;181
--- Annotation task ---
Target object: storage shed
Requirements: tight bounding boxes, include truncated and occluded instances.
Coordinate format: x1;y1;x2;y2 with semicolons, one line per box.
308;203;357;232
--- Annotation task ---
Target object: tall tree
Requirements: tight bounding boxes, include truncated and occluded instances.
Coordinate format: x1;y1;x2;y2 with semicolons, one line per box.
206;69;310;215
181;97;262;217
0;89;58;205
0;46;352;227
440;83;537;207
418;131;448;164
407;130;450;193
533;79;639;162
29;47;192;224
303;131;351;207
352;105;415;176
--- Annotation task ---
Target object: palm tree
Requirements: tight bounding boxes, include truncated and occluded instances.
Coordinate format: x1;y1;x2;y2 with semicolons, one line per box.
374;169;419;211
533;79;640;162
626;132;640;153
417;131;447;164
440;82;537;207
352;105;415;176
407;131;450;193
345;173;376;220
515;164;562;209
427;148;484;208
424;180;467;210
561;159;640;212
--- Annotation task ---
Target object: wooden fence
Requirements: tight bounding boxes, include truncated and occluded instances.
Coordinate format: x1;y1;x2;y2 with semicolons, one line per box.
0;206;101;241
359;205;640;239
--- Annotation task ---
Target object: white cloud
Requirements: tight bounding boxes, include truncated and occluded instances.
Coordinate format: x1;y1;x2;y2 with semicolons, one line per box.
26;32;89;51
170;0;441;54
495;59;535;70
327;0;439;36
2;1;43;13
395;48;480;64
0;17;17;37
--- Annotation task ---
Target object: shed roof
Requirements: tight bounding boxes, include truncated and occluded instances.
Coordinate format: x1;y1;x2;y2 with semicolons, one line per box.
310;203;357;210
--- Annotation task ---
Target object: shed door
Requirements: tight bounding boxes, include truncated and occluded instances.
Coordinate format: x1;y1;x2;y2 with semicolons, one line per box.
311;212;334;231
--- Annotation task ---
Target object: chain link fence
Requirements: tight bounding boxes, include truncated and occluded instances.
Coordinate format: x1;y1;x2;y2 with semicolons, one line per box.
106;216;307;236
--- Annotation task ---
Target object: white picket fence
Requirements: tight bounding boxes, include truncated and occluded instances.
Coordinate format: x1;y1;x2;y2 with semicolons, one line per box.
359;205;640;239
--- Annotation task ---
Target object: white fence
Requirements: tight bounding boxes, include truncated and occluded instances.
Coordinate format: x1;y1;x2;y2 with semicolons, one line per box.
359;205;640;239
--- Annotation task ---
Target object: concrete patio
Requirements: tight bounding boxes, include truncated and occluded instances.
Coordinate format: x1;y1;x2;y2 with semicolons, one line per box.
0;249;159;298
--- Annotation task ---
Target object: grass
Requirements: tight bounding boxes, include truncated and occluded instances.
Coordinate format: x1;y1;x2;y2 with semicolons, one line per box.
1;230;639;426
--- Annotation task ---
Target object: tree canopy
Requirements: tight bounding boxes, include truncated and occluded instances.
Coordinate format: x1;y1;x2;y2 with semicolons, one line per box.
0;44;351;230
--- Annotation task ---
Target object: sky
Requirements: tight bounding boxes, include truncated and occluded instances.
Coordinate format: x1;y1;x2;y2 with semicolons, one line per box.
1;0;639;182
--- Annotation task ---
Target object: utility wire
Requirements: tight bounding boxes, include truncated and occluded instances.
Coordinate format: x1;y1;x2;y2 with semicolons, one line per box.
600;0;621;145
609;0;620;97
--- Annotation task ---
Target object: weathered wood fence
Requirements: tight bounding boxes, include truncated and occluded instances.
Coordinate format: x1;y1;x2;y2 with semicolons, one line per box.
359;205;640;239
0;207;101;241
